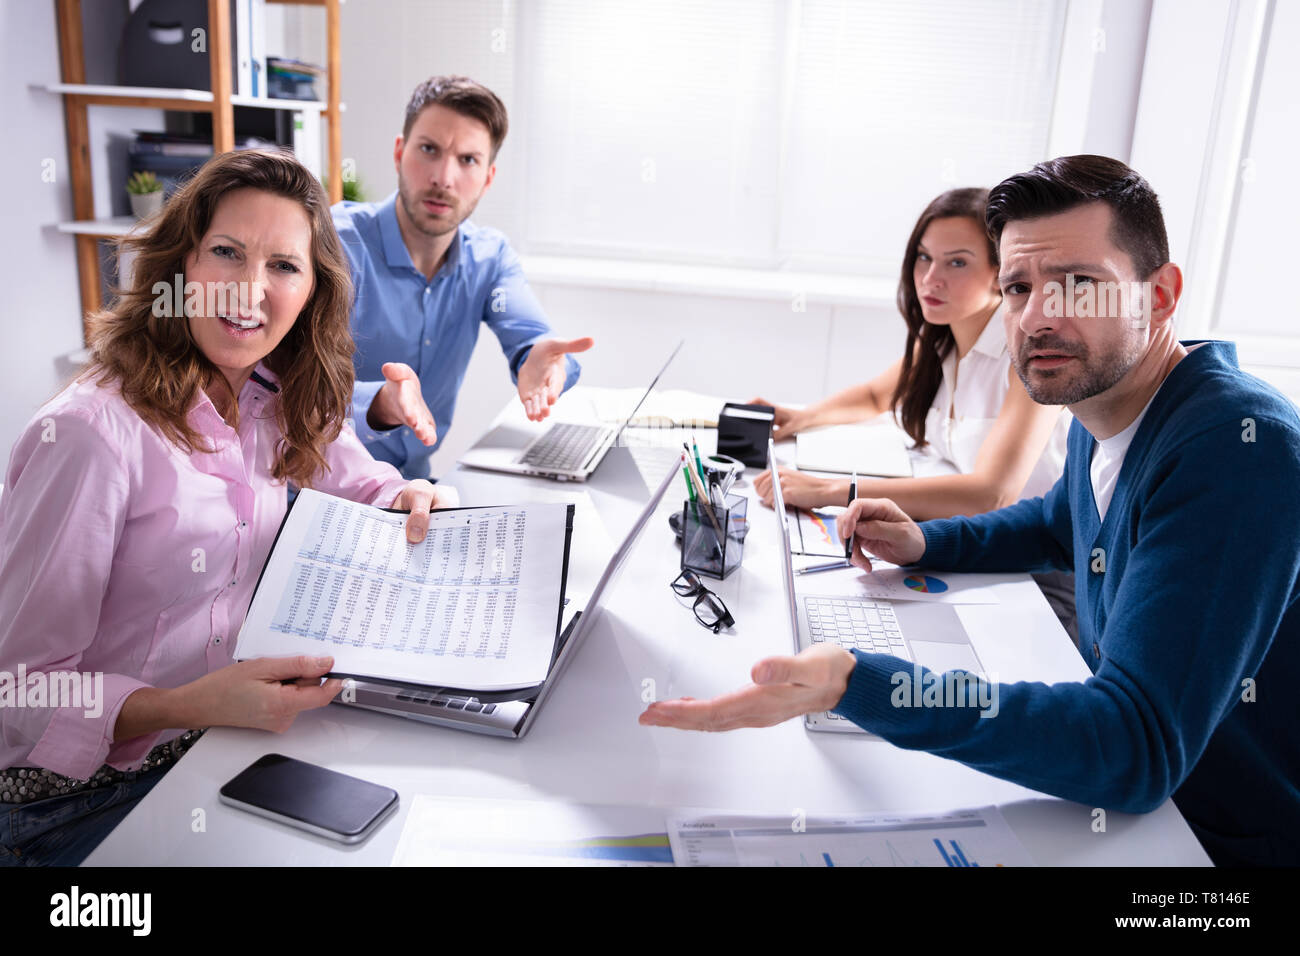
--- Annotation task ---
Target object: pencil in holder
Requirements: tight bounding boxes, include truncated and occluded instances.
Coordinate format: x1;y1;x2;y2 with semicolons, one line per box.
680;493;747;580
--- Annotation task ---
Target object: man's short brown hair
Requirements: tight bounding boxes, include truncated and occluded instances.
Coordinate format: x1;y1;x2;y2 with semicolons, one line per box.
403;75;509;162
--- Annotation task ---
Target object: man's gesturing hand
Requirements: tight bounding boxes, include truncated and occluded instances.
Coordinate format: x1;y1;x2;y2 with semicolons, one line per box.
368;362;437;446
638;644;857;731
835;497;927;571
517;337;595;421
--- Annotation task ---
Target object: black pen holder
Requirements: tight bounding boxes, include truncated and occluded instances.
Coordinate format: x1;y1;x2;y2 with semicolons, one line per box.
680;494;747;580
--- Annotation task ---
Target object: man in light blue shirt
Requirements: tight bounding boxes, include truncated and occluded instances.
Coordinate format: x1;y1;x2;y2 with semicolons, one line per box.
334;75;593;479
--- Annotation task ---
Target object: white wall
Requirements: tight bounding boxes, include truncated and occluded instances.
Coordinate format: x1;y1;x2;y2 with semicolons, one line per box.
1131;0;1300;402
0;1;93;460
336;0;522;230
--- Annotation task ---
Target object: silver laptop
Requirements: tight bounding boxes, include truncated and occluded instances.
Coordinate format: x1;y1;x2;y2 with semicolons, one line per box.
458;340;684;482
768;439;986;734
337;449;680;737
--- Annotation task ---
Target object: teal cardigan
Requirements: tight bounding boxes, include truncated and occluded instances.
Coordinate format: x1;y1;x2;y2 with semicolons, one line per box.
834;341;1300;866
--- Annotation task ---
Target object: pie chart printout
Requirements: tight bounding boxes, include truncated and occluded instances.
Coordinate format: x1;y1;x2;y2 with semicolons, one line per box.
903;574;949;594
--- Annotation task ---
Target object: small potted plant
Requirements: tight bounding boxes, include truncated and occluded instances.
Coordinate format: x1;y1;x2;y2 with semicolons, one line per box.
322;173;365;203
126;171;164;219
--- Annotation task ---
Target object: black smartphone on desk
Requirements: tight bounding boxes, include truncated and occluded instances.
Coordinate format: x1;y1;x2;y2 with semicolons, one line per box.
218;754;399;845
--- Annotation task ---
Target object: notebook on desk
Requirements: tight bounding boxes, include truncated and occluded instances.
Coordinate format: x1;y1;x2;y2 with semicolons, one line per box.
795;422;914;478
588;388;727;429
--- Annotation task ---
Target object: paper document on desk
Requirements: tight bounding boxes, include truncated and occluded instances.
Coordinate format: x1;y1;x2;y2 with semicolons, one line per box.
236;489;572;691
799;565;1002;604
669;805;1034;867
796;422;913;477
589;387;727;428
391;796;673;866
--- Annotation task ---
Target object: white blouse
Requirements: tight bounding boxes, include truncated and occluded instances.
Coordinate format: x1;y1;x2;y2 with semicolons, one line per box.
917;306;1071;501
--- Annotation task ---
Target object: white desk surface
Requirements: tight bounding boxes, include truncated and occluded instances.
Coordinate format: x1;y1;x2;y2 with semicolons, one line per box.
86;390;1211;866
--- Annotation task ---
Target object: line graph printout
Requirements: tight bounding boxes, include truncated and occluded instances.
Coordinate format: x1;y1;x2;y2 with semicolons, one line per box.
668;805;1033;867
235;489;571;690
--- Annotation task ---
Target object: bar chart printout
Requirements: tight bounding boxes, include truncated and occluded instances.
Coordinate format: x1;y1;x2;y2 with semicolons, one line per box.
793;508;849;558
667;806;1034;867
235;489;572;691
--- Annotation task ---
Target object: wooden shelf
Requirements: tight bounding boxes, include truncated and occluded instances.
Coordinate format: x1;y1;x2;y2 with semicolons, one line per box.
55;216;140;237
232;93;331;111
39;82;327;112
43;82;212;102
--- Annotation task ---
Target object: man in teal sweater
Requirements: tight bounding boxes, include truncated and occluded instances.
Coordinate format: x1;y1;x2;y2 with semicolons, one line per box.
641;156;1300;866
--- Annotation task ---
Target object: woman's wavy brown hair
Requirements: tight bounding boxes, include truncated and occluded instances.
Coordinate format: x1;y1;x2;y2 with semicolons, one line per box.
84;148;355;488
890;187;999;448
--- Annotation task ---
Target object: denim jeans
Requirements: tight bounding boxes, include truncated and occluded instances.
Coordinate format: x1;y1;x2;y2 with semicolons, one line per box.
0;765;169;867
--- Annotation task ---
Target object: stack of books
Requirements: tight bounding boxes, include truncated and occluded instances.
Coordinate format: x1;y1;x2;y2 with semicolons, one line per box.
129;131;280;195
267;57;326;101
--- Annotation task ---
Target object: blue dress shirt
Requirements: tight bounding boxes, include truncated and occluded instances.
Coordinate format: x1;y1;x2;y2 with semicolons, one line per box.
333;192;581;479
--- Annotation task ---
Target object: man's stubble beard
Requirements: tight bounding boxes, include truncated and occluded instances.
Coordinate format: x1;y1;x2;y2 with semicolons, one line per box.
1014;328;1147;406
397;174;483;240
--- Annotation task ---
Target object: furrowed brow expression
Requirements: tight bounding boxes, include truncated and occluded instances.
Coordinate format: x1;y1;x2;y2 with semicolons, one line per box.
997;203;1137;332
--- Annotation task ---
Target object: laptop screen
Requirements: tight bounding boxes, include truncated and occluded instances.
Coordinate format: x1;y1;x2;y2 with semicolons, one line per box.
524;451;682;723
768;439;800;646
610;338;685;445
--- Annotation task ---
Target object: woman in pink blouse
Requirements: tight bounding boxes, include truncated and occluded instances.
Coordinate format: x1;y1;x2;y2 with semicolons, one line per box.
0;149;454;865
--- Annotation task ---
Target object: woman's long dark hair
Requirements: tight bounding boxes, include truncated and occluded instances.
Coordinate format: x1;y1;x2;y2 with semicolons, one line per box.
890;187;999;448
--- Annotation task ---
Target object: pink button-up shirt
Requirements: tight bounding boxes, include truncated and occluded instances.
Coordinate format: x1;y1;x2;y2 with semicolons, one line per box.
0;361;410;780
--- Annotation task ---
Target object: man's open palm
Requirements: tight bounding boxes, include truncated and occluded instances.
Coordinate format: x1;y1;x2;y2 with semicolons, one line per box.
517;337;595;421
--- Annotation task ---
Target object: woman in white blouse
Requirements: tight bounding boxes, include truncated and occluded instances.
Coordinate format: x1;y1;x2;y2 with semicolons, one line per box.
754;187;1070;519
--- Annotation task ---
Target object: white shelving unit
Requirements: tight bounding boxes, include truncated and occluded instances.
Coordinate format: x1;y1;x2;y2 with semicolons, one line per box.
54;216;139;238
40;82;328;113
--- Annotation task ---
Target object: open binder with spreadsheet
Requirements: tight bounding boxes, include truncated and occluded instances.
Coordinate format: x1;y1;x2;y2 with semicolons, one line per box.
235;488;576;695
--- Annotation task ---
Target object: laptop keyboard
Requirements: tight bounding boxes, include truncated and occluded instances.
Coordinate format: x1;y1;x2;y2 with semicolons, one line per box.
520;423;608;471
393;690;497;715
804;596;912;658
805;596;912;724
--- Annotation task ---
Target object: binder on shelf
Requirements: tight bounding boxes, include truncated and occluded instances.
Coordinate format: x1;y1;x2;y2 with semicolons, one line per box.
291;107;322;179
234;0;252;96
249;0;266;98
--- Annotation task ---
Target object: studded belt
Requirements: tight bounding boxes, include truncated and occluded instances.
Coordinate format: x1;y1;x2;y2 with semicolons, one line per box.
0;729;205;806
